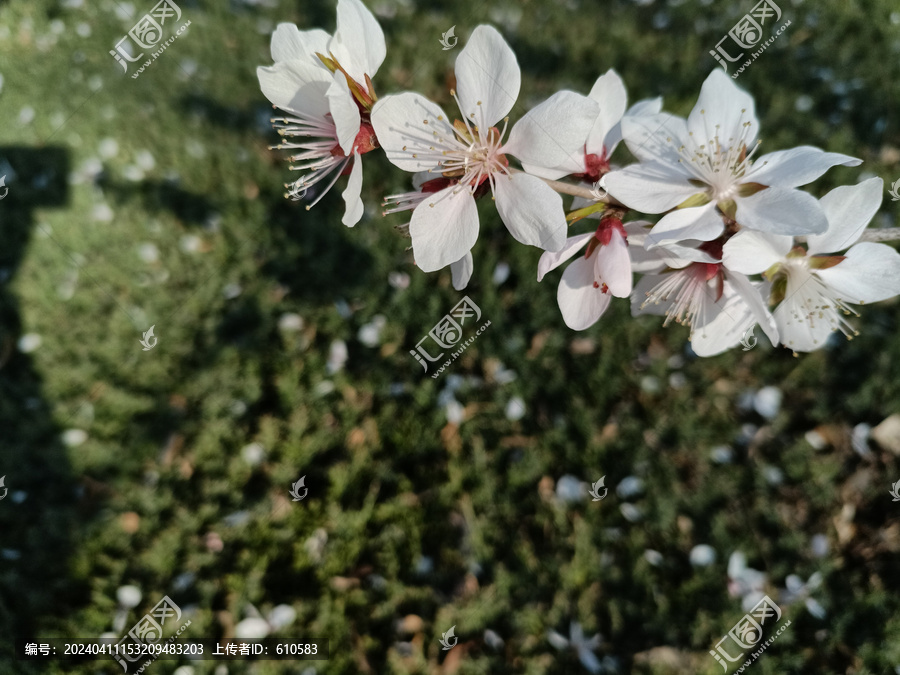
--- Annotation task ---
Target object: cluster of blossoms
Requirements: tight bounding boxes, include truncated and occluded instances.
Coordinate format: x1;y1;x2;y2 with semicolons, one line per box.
258;0;900;356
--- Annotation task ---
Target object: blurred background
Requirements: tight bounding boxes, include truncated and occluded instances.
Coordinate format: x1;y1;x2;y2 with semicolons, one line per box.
2;0;900;673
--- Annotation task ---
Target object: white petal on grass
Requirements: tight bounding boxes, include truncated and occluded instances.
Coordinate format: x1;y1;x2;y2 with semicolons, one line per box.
17;333;42;353
505;396;526;421
241;442;266;466
492;261;510;285
116;585;142;609
62;429;88;447
234;618;270;639
753;386;782;420
555;475;586;504
689;544;717;567
455;25;520;130
327;340;348;374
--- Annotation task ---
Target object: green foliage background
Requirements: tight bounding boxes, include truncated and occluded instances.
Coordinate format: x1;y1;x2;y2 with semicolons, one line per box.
2;0;900;673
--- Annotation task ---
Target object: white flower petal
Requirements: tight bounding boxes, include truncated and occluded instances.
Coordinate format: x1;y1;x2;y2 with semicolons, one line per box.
653;241;719;268
371;93;454;172
605;96;663;156
270;24;331;63
409;187;479;273
817;242;900;303
328;0;386;84
504;91;599;179
557;255;612;330
690;283;756;357
603;163;698;213
455;25;520;130
807;177;883;255
806;598;826;620
687;69;758;149
585;69;627;156
537;232;593;282
327;73;361;155
645;202;723;249
494;173;566;251
736;187;828;236
340;150;364;227
774;272;836;352
596;228;632;297
631;273;669;318
722;230;793;275
450;252;474;290
257;61;331;117
727;271;779;347
745;146;862;189
619;113;691;167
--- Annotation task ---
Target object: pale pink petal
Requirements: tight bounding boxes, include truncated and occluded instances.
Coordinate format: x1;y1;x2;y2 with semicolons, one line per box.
652;241;720;269
451;252;474;290
494;173;566;252
736;187;828;236
744;147;861;189
722;230;793;275
687;69;758;149
327;72;361;155
341;150;364;227
455;25;520;129
645;202;723;249
409;187;479;273
503;91;599;179
371;93;454;172
585;70;627;156
603;163;698;213
328;0;386;84
817;242;900;303
557;256;612;330
537;232;593;282
270;24;331;63
807;177;883;255
619;113;691;168
257;61;332;117
596;228;632;297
